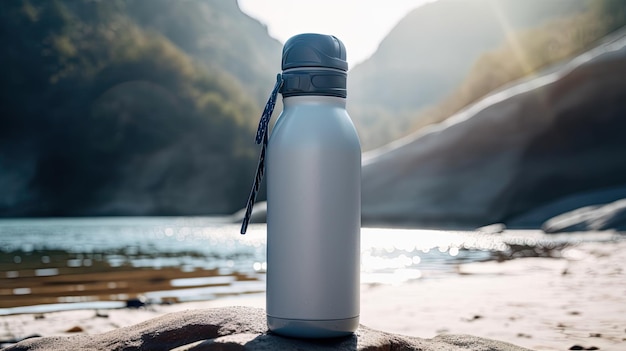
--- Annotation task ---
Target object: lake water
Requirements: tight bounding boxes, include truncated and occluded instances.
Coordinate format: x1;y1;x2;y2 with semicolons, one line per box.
0;217;619;315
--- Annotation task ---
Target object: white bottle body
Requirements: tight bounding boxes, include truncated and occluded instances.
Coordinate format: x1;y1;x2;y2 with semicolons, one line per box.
266;95;361;338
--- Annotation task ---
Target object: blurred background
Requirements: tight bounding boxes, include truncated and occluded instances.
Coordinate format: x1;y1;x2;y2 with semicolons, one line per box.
2;0;626;231
1;0;626;230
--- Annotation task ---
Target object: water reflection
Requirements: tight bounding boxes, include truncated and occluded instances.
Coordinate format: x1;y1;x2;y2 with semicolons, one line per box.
35;268;59;276
0;218;621;314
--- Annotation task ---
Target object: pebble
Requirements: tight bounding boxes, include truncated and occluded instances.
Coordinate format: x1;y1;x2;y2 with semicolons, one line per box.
65;326;83;333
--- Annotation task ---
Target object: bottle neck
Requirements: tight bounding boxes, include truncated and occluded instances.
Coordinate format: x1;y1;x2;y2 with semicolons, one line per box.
282;95;346;108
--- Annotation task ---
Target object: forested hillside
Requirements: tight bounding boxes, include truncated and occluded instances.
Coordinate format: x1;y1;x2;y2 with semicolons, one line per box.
0;0;280;217
123;0;281;103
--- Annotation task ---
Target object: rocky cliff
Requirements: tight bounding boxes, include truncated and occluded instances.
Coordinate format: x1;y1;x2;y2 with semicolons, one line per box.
362;28;626;228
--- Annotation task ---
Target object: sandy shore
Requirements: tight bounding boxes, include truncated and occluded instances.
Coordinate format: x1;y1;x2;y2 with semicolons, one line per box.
1;237;624;351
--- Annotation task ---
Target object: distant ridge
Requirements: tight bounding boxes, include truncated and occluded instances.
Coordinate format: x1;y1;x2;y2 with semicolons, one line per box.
348;0;589;150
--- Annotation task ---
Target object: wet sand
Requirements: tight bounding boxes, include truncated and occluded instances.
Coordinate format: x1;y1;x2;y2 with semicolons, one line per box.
1;238;625;351
0;265;262;310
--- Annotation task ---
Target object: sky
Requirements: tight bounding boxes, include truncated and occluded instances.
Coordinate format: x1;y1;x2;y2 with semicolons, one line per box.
237;0;435;68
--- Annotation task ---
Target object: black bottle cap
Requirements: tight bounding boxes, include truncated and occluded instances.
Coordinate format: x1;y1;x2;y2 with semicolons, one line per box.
282;33;348;71
281;34;348;97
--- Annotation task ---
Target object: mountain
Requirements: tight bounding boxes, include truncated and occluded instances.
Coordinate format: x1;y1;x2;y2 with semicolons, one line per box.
348;0;589;150
123;0;281;103
361;28;626;228
0;0;280;217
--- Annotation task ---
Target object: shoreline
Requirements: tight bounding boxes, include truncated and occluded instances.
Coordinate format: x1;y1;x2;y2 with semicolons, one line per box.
2;238;625;350
4;226;617;315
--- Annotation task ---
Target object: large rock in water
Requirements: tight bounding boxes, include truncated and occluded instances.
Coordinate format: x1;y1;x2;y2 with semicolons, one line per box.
542;198;626;233
5;306;529;351
362;29;626;228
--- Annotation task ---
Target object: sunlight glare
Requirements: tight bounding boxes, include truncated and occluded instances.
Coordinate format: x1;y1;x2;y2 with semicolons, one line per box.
488;0;534;74
237;0;435;66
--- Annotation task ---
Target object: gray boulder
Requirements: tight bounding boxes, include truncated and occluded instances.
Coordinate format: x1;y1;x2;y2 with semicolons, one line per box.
4;306;530;351
362;28;626;228
542;198;626;233
507;185;626;227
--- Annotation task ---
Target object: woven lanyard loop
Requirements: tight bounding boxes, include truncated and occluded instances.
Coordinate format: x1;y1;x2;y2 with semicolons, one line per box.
241;74;283;234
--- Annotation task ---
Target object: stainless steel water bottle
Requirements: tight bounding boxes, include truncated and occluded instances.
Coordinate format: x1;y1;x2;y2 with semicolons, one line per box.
266;34;361;338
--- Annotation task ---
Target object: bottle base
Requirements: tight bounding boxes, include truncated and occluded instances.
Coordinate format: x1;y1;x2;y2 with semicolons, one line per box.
267;315;359;338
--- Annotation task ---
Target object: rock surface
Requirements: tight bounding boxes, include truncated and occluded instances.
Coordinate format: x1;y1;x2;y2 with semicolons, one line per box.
542;198;626;233
506;185;626;228
4;306;530;351
361;28;626;228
